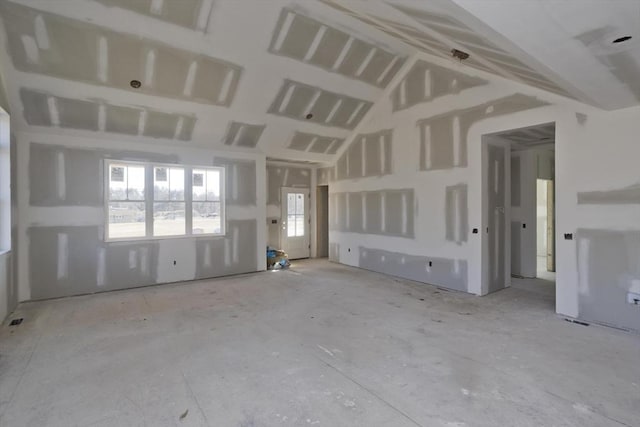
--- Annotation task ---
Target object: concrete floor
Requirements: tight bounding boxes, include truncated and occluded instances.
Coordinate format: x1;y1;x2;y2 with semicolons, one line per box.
1;260;638;427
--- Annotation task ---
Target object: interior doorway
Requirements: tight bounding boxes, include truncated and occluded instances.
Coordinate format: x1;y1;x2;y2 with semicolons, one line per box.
482;123;556;300
280;187;310;259
536;179;556;280
316;185;329;258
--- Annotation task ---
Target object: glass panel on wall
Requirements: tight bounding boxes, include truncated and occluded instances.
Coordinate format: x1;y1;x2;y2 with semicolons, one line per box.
153;167;186;236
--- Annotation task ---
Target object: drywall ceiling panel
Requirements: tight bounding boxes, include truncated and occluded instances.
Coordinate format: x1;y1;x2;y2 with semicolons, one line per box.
96;0;208;31
1;1;242;106
268;79;373;129
391;59;488;111
105;105;142;135
287;131;345;155
222;121;266;148
19;88;197;141
269;8;406;88
389;4;576;99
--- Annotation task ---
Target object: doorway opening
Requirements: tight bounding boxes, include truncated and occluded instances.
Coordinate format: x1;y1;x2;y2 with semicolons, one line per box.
536;179;556;281
482;122;556;302
316;185;329;258
280;187;310;260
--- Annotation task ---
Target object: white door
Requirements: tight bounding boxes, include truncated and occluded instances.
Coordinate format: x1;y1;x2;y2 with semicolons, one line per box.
281;187;310;259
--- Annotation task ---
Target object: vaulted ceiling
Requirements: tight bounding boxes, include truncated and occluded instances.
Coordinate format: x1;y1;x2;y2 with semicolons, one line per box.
0;0;637;163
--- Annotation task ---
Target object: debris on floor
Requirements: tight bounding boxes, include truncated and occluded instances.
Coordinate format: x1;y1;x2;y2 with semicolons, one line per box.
179;409;189;420
267;247;290;270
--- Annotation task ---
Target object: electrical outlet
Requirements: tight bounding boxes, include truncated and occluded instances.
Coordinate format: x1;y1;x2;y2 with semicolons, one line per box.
627;292;640;305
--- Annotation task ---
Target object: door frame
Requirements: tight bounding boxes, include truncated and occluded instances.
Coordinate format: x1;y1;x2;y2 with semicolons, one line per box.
280;186;310;260
481;136;511;295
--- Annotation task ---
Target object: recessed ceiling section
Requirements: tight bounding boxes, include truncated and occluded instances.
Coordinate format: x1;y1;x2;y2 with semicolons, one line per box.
269;8;405;88
1;1;242;106
268;79;372;129
222;121;266;148
391;59;487;111
20;88;196;141
495;123;556;151
288;131;345;155
95;0;213;31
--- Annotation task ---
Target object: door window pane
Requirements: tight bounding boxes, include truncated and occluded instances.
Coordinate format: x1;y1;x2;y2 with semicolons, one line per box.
286;193;305;237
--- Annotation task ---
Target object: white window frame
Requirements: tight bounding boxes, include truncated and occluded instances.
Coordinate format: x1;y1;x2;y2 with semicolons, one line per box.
104;160;225;242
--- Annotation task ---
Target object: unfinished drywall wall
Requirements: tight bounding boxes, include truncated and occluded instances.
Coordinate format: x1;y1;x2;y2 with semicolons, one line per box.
576;229;640;331
0;68;9;114
418;94;549;170
554;105;640;332
266;163;311;249
445;184;468;245
317;166;335;185
329;189;414;238
329;53;561;294
269;8;405;88
328;50;640;330
0;112;16;322
2;2;242;106
335;129;392;180
360;247;468;292
17;133;265;301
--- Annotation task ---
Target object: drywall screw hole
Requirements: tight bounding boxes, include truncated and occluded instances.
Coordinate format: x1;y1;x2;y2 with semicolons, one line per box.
130;79;142;89
305;113;313;120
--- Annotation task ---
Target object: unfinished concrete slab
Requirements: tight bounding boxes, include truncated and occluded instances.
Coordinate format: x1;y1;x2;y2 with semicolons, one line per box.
269;8;405;88
268;79;373;129
3;260;637;426
2;2;241;106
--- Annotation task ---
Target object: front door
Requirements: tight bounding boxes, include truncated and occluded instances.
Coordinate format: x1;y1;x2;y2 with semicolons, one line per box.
281;187;310;259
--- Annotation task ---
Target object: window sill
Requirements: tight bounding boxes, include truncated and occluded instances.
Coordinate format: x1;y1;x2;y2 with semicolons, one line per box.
105;233;227;244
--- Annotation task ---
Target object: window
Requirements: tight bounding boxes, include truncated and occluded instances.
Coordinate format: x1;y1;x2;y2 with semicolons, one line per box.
192;168;222;235
287;192;305;237
106;161;224;241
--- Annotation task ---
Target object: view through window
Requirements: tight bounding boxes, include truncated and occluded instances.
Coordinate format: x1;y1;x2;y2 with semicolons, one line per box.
107;161;224;240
